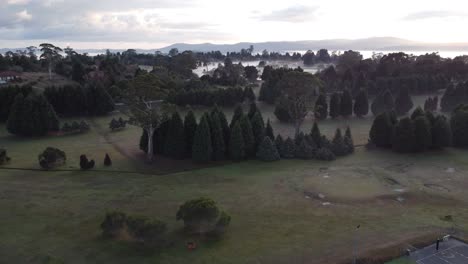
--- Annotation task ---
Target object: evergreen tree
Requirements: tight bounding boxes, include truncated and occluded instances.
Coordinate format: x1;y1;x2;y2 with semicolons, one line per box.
310;122;322;147
230;105;244;128
331;129;347;156
139;130;149;153
192;116;212;162
184;110;198;156
432;115;452;149
104;153;112;166
239;115;255;157
315;148;336;161
85;82;114;115
281;137;296;159
394;87;414;116
165;112;186;159
392;117;415;153
314;93;328;120
413;116;432;152
340;89;353;117
329;92;341;119
275;135;285;155
229;122;245;161
411;106;425;120
371;89;394;116
256;137;280;161
210;113;226;161
344;126;354;154
251;112;265;150
353;89;369;117
211;106;230;145
248;102;259;120
295;139;315;159
450;104;468;148
243;87;256;102
265;119;274;140
369;112;394;148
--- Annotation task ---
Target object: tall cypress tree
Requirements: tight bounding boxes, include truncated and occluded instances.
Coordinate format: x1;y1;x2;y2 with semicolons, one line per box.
395;87;414;116
314;93;328;120
432;115;452;149
344;126;354;154
331;128;347;156
165;112;186;159
354;89;369;117
248;102;260;120
369;112;393;148
256;137;280;161
340;89;353;117
265;119;274;140
281;137;296;159
239;115;255;157
211;106;230;146
184;110;198;156
413;116;432;152
230;105;244;128
310;122;322;147
275;135;285;155
229;122;245;161
192;116;212;162
329;92;341;119
392;117;415;153
251;112;265;150
210;112;226;161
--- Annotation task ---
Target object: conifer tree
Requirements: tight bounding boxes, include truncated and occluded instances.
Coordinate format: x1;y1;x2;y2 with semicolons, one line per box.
394;87;414;116
353;89;369;117
192;116;212;162
229;122;245;161
275;135;285;155
281;137;296;159
344;126;354;154
369;112;394;148
411;106;425;120
314;93;328;120
104;153;112;166
248;102;259;120
265;119;274;140
371;89;394;116
432;115;452;149
210;113;226;161
413;116;432;152
165;112;186;159
329;92;341;119
184;110;198;156
251;112;265;150
230;105;244;128
310;122;322;147
331;128;347;156
451;104;468;148
256;137;280;161
295;139;315;159
239;115;255;157
392;117;415;153
340;89;353;117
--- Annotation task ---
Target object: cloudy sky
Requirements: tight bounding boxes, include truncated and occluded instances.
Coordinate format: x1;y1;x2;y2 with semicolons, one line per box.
1;0;467;49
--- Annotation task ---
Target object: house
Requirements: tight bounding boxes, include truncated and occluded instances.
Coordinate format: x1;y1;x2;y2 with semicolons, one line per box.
0;71;21;84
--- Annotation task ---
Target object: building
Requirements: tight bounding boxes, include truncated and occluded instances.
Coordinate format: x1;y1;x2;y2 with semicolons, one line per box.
0;71;21;84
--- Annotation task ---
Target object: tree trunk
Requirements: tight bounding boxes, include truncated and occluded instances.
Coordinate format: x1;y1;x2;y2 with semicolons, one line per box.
147;126;155;163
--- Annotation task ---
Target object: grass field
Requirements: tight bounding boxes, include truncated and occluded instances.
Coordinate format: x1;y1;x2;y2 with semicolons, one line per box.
1;98;468;264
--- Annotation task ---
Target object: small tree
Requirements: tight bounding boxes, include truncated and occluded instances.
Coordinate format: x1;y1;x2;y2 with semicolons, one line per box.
369;112;394;148
101;211;128;238
392;117;415;153
310;122;322;147
295;139;315;159
79;155;95;170
256;136;280;161
354;89;369;117
331;129;347;156
275;135;285;155
104;153;112;166
192;116;213;162
413;116;432;152
265;119;275;140
126;216;167;248
315;148;336;161
344;126;355;154
329;92;341;119
38;147;66;169
314;93;328;120
229;122;245;161
0;149;11;165
281;137;296;159
340;89;353;117
176;197;220;234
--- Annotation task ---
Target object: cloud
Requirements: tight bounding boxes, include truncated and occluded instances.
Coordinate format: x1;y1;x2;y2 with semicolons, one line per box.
7;0;30;5
403;10;467;20
16;10;32;21
255;5;319;23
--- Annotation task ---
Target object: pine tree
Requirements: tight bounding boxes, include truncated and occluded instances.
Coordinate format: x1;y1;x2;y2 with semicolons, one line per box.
353;89;369;117
165;112;186;159
210;113;226;161
256;137;280;161
450;104;468;148
248;102;259;120
139;130;149;153
229;122;245;161
275;135;284;155
329;92;341;119
413;116;432;152
295;139;315;159
192;116;212;162
239;115;255;157
211;106;230;145
104;153;112;166
281;137;296;159
244;87;256;102
340;89;353;117
314;93;328;120
230;105;244;128
411;106;425;120
184;110;198;156
331;128;347;156
395;87;414;116
344;126;354;154
369;112;394;148
392;117;415;153
310;122;322;148
315;148;336;161
265;119;274;140
371;89;395;116
251;112;265;150
432;115;452;149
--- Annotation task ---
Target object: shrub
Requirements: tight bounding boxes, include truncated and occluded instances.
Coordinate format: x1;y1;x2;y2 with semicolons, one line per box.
79;155;95;170
331;129;348;156
315;148;336;161
256;136;280;161
295;139;315;159
101;211;127;238
109;118;127;131
126;216;167;247
38;147;66;169
274;97;293;122
104;153;112;166
281;137;296;159
0;149;11;165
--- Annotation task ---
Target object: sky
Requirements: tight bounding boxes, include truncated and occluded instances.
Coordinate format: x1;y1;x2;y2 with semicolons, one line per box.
0;0;468;49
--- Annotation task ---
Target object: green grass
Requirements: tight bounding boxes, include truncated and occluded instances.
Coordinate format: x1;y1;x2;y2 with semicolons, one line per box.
385;257;416;264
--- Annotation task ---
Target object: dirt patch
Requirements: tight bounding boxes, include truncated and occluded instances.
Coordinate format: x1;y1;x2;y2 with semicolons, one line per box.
424;183;451;192
384;177;400;186
384;163;413;173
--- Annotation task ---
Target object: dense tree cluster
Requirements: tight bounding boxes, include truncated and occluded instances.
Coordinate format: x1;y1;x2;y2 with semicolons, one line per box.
441;82;468;112
369;108;452;152
259;67;305;104
109;117;127;131
0;85;32;122
61;120;90;134
166;86;254;107
424;96;439;112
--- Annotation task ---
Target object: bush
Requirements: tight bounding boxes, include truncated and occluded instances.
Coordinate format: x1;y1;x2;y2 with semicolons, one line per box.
176;197;221;234
0;149;11;165
280;137;296;159
256;136;280;161
79;155;95;170
315;148;336;161
104;153;112;166
109;118;127;131
101;211;128;238
295;139;315;159
274;97;293;122
38;147;66;169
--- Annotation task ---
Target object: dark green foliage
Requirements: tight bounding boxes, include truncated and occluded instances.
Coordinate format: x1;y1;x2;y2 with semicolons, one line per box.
392;117;415;153
295;139;316;159
411;106;425;120
451;104;468;148
38;147;66;169
329;92;341;119
230;105;244;128
61;120;88;134
244;66;259;82
85;82;115;115
265;119;275;140
0;149;11;165
192;116;212;162
126;216;167;248
109;118;126;131
354;89;369;117
184;110;198;155
371;89;395;115
331;129;348;156
413;116;432;152
432;115;452;149
44;85;88;116
275;135;284;155
229;122;245;161
210;113;226;161
315;148;336;161
101;211;127;238
165;112;186;159
256;136;280;161
314;93;328;120
167;86;247;107
212;107;230;146
441;83;468;112
139;130;149;153
369;112;394;148
7;93;60;137
424;96;438;112
79;155;95;170
250;112;265;150
340;89;353;117
310;122;322;148
394;87;414;116
344;127;355;154
176;197;220;234
248;102;260;120
239;115;255;157
210;211;231;238
243;87;256;102
104;153;112;166
0;85;32;122
281;137;296;159
274;97;293;122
